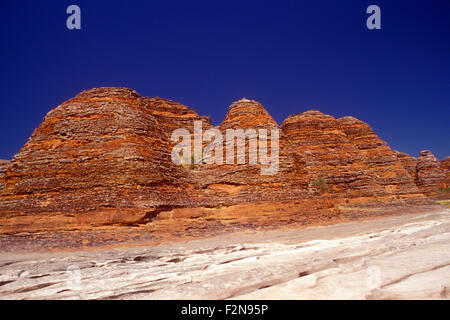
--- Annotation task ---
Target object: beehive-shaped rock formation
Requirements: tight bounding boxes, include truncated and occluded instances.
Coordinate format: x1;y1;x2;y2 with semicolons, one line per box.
0;87;447;236
0;88;194;230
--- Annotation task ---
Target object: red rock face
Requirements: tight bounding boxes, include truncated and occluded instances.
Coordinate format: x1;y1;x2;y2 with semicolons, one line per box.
396;151;418;180
0;88;194;229
337;117;421;197
0;87;447;236
415;150;446;196
220;98;278;130
143;96;213;171
144;97;213;134
440;157;450;198
441;157;450;188
0;160;10;194
396;151;449;197
281;111;380;197
191;99;286;206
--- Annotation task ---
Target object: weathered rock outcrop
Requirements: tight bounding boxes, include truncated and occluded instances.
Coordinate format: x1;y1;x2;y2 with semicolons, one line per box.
0;87;447;237
337;117;422;197
395;151;418;179
281;111;380;198
0;160;10;194
220;98;278;130
0;88;194;230
144;97;213;138
415;150;445;196
395;151;449;198
190;98;288;206
441;157;450;188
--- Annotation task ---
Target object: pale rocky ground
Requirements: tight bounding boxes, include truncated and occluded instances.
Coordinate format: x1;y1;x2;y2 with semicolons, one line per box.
0;207;449;300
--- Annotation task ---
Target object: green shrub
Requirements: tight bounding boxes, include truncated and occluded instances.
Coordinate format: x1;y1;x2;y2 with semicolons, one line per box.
438;187;450;194
180;152;200;170
437;200;450;208
313;178;328;193
437;187;450;200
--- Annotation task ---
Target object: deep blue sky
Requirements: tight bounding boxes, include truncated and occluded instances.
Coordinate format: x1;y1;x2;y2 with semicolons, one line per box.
0;0;449;160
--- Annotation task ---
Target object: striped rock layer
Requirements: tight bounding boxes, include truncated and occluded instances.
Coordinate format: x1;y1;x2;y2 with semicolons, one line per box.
0;87;448;236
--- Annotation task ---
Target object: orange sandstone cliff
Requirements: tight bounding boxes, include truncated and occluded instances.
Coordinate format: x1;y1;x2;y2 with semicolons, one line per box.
0;87;447;239
441;157;450;188
0;160;10;194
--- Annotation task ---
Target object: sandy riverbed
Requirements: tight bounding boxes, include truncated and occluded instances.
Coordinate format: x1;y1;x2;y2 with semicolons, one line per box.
0;207;449;300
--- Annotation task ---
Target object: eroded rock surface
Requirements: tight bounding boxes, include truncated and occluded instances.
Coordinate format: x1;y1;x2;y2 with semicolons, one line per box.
0;88;193;231
0;160;10;194
396;151;419;180
0;87;447;238
416;150;445;196
440;157;450;189
0;208;448;300
338;117;421;197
